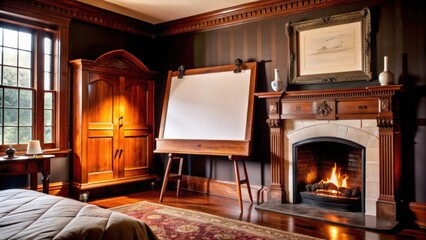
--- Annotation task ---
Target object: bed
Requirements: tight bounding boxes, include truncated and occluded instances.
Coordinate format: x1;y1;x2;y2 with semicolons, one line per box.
0;189;158;240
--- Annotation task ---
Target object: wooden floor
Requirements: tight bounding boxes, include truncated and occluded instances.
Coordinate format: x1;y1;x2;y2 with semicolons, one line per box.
89;189;426;240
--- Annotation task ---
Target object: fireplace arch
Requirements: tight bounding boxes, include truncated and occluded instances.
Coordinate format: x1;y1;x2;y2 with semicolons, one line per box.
287;122;379;215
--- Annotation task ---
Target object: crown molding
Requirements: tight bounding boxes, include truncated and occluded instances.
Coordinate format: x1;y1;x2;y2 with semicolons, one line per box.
154;0;365;37
1;0;365;38
0;0;155;37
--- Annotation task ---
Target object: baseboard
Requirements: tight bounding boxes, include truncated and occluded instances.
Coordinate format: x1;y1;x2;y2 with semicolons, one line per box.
180;175;267;203
32;182;70;197
409;202;426;229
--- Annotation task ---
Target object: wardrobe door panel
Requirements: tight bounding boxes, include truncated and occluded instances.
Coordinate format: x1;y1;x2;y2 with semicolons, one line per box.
123;79;149;126
87;74;115;123
86;73;119;181
123;136;150;177
87;138;114;182
122;77;153;177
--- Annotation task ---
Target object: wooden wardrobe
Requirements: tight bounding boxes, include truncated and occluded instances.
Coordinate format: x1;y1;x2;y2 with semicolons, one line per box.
70;50;158;197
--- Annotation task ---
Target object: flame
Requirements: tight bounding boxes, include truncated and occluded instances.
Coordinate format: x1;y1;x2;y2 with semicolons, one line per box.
325;162;349;188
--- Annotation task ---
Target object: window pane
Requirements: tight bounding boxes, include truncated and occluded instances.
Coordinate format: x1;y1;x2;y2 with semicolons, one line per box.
4;108;18;126
44;92;52;109
44;126;52;143
44;72;51;90
20;90;32;108
0;28;3;45
4;88;18;107
4;127;17;144
19;127;32;143
18;68;31;87
19;50;31;68
19;32;32;51
44;37;52;54
44;54;51;71
0;107;2;126
0;47;3;64
2;66;18;86
4;29;17;48
19;109;32;126
44;109;52;125
3;47;18;66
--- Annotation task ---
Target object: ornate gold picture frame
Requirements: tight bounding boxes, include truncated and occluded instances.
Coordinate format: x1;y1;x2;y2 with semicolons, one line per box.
286;8;371;84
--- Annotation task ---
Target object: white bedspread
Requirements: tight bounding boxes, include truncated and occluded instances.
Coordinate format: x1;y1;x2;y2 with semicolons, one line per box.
0;189;158;240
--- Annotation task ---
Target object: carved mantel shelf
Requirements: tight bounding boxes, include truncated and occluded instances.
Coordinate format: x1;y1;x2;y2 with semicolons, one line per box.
255;85;403;222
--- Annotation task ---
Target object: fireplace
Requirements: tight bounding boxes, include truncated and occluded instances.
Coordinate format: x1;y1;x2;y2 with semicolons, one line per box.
293;137;365;212
255;85;403;225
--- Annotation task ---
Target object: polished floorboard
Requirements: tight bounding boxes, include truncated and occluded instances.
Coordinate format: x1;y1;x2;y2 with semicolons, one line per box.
89;189;426;240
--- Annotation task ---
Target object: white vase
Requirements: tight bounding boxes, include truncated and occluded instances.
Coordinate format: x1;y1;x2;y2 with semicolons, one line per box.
271;68;283;92
378;56;394;85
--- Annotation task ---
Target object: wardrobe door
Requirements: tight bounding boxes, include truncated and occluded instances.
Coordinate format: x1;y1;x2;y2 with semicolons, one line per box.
85;73;120;182
121;77;154;178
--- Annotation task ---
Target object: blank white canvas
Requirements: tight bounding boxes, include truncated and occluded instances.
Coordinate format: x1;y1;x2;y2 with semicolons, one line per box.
163;70;251;140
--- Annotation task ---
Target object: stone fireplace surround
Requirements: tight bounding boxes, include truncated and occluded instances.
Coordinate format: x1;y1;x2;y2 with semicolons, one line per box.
255;85;403;228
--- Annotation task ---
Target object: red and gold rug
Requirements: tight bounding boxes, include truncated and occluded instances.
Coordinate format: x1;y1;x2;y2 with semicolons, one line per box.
111;201;322;240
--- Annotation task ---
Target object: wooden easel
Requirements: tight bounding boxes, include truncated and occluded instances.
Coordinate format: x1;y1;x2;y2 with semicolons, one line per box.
159;153;253;212
155;61;257;212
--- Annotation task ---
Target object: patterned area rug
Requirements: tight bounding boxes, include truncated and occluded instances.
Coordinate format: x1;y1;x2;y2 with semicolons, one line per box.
111;201;322;240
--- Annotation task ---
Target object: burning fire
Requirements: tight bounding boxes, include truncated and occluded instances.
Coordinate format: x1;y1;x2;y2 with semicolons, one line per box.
305;162;360;198
323;162;349;188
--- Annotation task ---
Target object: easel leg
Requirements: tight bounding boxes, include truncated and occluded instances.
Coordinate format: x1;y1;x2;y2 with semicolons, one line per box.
232;157;254;212
234;160;243;212
176;157;183;197
159;154;173;202
241;160;254;203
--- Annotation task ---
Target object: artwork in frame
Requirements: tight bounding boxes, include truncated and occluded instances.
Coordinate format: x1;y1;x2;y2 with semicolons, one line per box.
286;8;371;84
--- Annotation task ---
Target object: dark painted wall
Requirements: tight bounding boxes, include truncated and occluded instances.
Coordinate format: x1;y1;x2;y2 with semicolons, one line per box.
68;20;157;66
153;0;426;203
7;0;421;204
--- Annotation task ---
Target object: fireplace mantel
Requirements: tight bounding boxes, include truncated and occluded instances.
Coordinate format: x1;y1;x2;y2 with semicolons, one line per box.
255;85;403;221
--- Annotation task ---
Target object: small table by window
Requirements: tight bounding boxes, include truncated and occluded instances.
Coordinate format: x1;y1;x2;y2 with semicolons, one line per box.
0;155;55;194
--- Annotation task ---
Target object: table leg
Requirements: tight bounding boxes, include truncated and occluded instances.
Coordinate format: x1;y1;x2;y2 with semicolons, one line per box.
30;173;37;190
42;157;51;194
41;170;50;194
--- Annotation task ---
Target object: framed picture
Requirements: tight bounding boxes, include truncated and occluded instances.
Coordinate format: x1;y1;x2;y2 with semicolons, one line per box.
286;8;371;84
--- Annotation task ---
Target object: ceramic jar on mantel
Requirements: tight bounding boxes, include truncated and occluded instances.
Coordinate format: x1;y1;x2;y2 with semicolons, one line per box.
378;56;394;85
271;68;284;92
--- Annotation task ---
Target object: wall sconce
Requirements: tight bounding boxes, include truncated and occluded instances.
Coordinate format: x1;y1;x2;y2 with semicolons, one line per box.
26;140;43;157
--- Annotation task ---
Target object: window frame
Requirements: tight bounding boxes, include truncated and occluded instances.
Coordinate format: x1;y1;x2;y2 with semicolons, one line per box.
0;13;70;154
